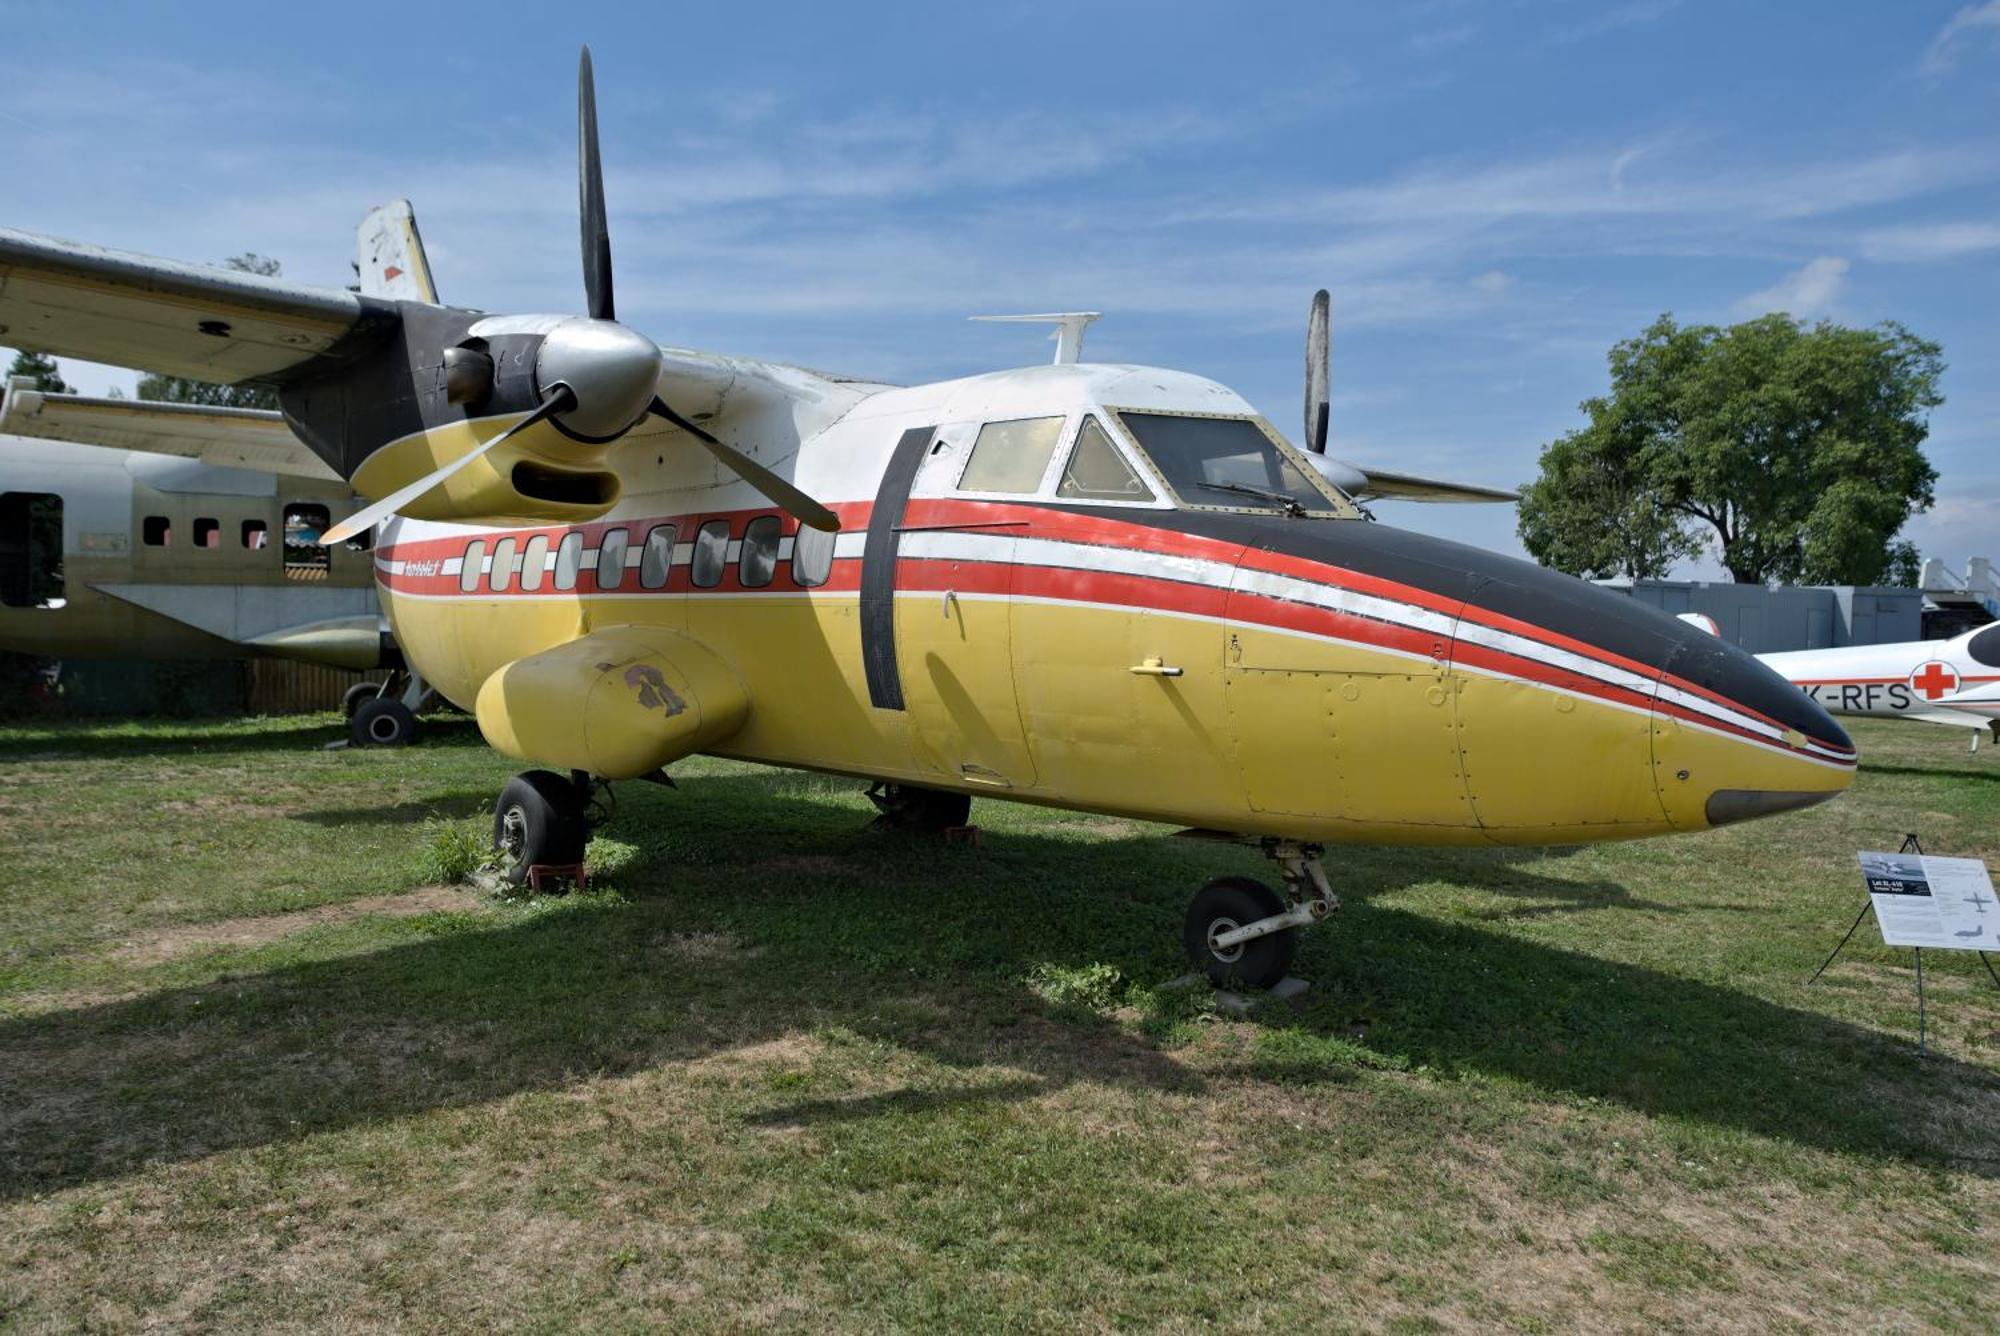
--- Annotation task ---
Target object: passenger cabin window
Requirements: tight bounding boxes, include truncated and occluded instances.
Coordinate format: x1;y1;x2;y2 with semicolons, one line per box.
640;524;675;590
958;416;1065;494
460;540;487;593
0;491;64;610
793;524;834;588
554;532;582;591
241;519;268;549
283;504;331;579
194;517;220;549
596;528;628;590
691;520;730;588
143;516;170;546
740;516;781;588
1115;413;1341;515
519;534;549;592
1057;416;1155;503
490;536;518;592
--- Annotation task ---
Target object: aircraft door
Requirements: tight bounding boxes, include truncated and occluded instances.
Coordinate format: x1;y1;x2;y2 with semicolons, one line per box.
887;425;1038;791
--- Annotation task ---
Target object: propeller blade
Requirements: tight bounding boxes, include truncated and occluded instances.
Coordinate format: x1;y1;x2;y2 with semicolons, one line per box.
1305;288;1330;454
578;45;614;322
320;386;576;546
647;398;840;533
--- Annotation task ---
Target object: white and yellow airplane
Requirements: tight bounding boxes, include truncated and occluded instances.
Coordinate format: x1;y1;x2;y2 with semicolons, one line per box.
0;51;1855;987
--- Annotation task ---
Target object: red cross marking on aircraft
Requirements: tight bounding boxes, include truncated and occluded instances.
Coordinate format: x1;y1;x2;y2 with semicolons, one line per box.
1910;661;1959;699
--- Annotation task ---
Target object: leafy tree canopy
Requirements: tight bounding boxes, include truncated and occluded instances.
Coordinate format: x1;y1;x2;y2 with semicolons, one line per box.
1518;313;1942;586
135;254;284;411
4;349;71;394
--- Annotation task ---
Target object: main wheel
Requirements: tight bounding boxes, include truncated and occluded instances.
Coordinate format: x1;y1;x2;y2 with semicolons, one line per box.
1184;876;1296;990
342;681;382;720
350;696;416;747
866;783;972;833
493;770;588;886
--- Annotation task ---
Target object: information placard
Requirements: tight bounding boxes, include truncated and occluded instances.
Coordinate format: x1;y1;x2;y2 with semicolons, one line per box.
1857;852;1999;950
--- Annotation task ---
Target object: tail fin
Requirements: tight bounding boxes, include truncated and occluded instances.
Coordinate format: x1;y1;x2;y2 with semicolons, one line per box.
354;200;438;303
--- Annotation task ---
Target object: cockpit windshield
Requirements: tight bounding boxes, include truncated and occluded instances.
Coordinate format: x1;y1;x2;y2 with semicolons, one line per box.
1115;412;1350;516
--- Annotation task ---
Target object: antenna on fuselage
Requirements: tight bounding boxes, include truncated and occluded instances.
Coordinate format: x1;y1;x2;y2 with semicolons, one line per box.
969;312;1101;366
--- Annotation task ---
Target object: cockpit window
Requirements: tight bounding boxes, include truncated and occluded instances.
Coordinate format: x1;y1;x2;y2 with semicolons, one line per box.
1057;416;1155;503
1116;412;1346;515
958;416;1065;494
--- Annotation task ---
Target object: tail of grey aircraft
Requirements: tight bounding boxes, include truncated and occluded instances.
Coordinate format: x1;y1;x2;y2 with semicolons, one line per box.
354;200;438;304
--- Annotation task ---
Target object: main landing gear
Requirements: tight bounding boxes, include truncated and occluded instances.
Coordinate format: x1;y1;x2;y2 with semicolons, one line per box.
1183;840;1336;991
865;782;972;834
492;768;610;886
343;669;435;748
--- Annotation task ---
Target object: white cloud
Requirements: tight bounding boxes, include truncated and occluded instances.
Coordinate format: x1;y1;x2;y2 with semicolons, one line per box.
1923;1;2000;75
1861;221;2000;261
1550;0;1680;44
1733;256;1849;318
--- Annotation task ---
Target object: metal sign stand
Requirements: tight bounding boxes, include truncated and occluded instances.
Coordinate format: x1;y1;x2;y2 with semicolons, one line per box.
1807;833;2000;1057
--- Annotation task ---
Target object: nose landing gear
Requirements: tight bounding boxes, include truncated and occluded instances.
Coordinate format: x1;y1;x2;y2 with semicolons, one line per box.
1182;840;1336;991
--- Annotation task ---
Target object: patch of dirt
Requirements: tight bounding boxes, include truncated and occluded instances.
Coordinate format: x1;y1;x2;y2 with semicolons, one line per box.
110;885;479;966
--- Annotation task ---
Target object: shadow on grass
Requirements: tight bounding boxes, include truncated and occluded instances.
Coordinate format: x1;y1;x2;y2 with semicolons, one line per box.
0;714;485;761
1860;761;2000;785
3;773;1994;1201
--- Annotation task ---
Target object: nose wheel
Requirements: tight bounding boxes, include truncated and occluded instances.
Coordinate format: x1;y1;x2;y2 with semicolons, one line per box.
1181;840;1336;991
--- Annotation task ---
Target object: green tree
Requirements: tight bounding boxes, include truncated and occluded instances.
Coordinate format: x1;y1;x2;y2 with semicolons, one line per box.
4;349;71;393
1518;313;1942;585
135;253;284;411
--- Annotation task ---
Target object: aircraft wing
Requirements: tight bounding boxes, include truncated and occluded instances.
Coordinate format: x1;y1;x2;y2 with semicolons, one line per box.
0;380;342;482
0;228;398;385
1350;469;1520;504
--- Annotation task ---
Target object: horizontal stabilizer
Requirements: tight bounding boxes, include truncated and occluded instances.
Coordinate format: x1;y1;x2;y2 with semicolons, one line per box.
0;379;341;482
0;227;397;384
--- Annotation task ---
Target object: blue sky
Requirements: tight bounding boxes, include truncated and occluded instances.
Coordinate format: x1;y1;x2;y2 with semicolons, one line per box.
2;0;1995;576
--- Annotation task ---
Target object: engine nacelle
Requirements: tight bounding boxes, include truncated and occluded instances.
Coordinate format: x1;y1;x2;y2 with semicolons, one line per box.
474;627;750;780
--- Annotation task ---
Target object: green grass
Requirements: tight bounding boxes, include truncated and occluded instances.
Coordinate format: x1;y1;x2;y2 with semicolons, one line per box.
0;713;1996;1330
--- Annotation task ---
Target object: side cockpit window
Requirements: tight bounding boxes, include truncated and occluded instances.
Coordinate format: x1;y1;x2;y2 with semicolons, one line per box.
1057;416;1155;503
0;491;64;610
957;416;1065;494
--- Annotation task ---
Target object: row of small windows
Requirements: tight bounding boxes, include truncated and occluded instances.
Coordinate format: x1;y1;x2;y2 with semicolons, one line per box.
458;517;835;595
138;503;369;580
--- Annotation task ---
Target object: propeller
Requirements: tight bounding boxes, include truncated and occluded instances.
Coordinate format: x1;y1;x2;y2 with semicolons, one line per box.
320;386;576;545
647;397;839;532
1304;288;1330;454
324;45;838;545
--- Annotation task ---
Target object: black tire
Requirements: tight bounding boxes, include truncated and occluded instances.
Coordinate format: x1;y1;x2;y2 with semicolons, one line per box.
350;697;416;747
1184;876;1296;990
867;784;971;833
493;770;588;885
342;681;382;720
